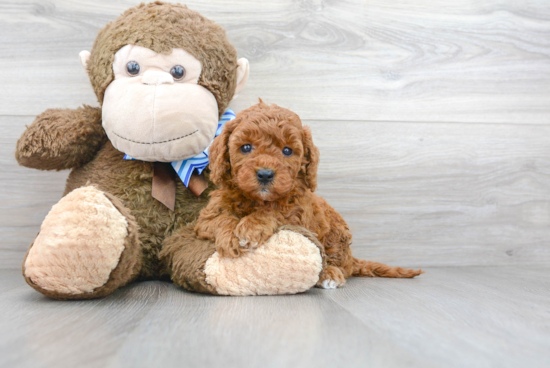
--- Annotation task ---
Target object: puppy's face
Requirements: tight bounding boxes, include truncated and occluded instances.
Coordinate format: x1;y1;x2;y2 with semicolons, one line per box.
228;119;305;201
209;103;320;201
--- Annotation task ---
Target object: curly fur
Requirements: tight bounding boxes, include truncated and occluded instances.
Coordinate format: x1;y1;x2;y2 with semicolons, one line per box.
88;1;238;118
196;102;423;284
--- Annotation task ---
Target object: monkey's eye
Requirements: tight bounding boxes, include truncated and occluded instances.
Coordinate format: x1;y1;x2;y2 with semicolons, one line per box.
282;147;293;156
170;65;186;80
240;144;252;154
126;61;140;76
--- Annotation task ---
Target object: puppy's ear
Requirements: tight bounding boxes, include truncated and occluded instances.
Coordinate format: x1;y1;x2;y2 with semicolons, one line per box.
300;126;320;191
209;118;240;185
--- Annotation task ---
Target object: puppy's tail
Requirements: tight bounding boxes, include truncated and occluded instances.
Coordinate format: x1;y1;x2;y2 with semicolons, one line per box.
352;257;424;278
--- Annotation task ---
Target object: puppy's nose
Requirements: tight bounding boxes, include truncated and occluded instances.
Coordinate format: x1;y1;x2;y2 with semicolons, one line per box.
257;169;275;185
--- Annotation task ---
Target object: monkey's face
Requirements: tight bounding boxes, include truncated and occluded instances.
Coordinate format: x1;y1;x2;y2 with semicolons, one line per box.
101;45;219;162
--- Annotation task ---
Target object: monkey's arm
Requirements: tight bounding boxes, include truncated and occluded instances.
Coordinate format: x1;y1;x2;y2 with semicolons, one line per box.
15;105;107;170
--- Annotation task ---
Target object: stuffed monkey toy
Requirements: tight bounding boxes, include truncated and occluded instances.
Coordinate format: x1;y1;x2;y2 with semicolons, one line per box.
15;2;326;299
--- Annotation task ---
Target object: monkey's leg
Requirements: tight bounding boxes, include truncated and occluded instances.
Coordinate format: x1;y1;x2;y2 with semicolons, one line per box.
160;224;326;296
23;186;142;300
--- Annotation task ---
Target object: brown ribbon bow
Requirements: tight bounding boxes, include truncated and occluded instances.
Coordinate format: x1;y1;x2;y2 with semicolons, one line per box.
152;162;208;210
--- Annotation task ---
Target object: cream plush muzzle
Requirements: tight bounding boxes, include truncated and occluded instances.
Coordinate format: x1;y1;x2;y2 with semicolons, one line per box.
99;45;219;162
102;78;219;162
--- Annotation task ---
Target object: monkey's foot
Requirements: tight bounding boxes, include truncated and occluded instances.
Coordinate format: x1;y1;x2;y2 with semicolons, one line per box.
204;227;324;296
23;186;141;300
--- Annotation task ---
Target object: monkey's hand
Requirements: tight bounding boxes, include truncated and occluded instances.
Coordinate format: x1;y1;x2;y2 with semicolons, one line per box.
16;105;106;170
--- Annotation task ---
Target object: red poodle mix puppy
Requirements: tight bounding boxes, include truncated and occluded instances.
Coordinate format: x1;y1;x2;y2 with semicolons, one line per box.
195;102;422;288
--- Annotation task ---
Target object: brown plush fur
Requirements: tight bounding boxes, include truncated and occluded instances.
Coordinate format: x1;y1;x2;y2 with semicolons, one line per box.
63;142;216;279
17;106;215;280
160;222;220;294
88;1;238;118
15;2;240;282
195;102;423;284
16;106;106;170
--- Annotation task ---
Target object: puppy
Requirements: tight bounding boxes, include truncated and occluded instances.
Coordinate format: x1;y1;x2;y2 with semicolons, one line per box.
195;102;422;288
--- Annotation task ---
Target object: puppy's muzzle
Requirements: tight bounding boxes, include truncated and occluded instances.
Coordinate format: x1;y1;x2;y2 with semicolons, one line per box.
256;169;275;185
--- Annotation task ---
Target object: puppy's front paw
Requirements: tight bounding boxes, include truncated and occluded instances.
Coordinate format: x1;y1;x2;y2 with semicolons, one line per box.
234;219;273;251
238;238;259;250
316;266;346;289
215;231;242;258
320;279;340;289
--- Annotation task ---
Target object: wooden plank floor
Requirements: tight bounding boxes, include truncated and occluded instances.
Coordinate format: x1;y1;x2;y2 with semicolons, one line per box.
2;0;550;124
1;267;549;368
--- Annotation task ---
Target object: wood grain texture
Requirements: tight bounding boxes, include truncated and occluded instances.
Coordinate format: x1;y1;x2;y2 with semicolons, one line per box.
3;116;549;268
310;120;550;267
0;267;548;368
0;0;549;123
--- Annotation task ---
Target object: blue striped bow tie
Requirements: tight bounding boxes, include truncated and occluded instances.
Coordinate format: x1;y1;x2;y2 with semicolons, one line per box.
123;109;235;187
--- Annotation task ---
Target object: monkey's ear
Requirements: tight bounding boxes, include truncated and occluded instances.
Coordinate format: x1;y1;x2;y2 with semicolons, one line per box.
79;51;91;75
299;126;320;191
209;118;240;185
233;58;250;98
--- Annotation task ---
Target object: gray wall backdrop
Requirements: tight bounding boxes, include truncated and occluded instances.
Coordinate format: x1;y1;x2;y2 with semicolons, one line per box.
1;0;549;268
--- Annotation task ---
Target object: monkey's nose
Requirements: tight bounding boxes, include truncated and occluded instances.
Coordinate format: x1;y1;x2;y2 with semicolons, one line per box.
142;71;174;85
256;169;275;185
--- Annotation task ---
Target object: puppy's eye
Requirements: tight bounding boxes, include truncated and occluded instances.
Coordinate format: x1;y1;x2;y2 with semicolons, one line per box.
170;65;186;80
240;144;252;154
282;147;293;156
126;61;140;76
